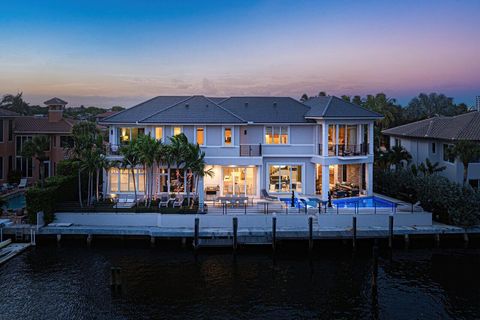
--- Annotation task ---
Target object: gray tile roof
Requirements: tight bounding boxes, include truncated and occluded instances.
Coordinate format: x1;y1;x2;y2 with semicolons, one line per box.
141;96;244;124
218;97;311;123
44;97;68;105
100;95;381;124
304;96;383;118
382;111;480;141
0;108;20;117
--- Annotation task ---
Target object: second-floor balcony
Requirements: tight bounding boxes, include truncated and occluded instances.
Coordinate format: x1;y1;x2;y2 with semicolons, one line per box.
240;144;262;157
319;143;369;157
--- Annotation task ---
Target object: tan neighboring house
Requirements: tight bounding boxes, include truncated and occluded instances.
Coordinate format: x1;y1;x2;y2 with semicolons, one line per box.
0;108;19;184
12;98;75;185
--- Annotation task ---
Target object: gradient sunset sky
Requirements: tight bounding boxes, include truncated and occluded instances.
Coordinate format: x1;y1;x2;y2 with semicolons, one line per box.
1;0;479;107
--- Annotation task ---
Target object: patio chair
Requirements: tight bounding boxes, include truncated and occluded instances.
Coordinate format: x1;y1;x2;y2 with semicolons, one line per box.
172;196;183;208
158;195;169;208
2;183;13;191
116;195;136;208
261;189;278;201
18;178;27;189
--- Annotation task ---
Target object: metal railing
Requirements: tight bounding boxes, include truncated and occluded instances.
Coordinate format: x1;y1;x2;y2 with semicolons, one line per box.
318;143;369;156
240;144;262;156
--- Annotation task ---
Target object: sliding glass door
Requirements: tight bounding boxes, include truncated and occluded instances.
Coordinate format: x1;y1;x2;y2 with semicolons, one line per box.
222;167;256;196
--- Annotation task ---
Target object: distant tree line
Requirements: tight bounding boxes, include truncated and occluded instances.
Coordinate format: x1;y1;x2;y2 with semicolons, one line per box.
0;92;124;120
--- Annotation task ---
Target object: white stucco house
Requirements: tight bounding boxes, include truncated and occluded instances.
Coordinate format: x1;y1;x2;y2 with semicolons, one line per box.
99;95;382;205
382;111;480;189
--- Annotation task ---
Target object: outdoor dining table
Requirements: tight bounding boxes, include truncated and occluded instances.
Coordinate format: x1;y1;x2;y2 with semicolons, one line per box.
216;196;249;214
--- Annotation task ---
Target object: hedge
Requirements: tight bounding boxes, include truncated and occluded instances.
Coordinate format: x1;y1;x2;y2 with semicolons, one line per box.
374;168;480;226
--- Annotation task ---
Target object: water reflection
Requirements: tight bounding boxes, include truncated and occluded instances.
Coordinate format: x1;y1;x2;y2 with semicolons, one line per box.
0;243;478;320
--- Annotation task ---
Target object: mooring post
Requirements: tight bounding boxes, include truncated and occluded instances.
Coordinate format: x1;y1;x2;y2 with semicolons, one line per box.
352;216;357;250
388;215;394;249
308;215;314;251
86;234;92;247
434;233;440;248
194;217;200;250
150;235;155;248
463;233;469;248
404;234;410;249
372;243;379;289
233;217;238;251
110;267;122;291
56;234;61;244
272;215;277;252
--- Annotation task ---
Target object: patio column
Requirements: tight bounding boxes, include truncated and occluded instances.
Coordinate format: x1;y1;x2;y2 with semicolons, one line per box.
368;123;374;155
322;123;329;156
366;162;373;196
198;176;205;212
321;165;329;201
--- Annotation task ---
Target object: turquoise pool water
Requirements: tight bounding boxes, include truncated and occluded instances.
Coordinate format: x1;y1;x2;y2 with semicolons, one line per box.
280;196;396;209
3;194;26;210
333;196;395;208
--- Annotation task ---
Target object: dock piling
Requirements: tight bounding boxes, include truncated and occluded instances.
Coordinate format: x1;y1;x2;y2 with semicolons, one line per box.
308;216;313;251
56;234;61;244
388;215;394;249
194;217;200;250
272;216;277;252
463;233;469;248
352;216;357;250
150;235;155;248
434;234;440;248
86;234;92;247
110;267;122;291
233;217;238;251
404;234;410;249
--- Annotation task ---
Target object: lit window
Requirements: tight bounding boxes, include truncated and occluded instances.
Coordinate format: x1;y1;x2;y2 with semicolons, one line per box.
155;127;163;141
173;126;182;136
265;126;288;144
224;128;232;146
196;127;205;145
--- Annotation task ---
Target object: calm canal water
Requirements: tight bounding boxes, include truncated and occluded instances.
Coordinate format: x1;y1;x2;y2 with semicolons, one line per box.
0;241;479;320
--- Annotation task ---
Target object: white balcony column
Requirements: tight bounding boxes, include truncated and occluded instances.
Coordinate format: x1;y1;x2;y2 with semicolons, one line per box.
321;165;330;201
366;162;373;196
198;175;205;212
322;123;329;156
335;124;339;155
110;126;117;146
368;122;374;155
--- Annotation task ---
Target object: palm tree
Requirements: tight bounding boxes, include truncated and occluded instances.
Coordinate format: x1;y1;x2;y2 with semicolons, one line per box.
169;133;189;193
21;135;50;187
68;122;102;207
388;146;412;170
120;140;140;206
448;141;480;184
136;134;158;206
418;158;446;176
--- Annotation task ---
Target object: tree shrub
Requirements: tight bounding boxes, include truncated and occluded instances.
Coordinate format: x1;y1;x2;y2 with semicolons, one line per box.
375;168;480;226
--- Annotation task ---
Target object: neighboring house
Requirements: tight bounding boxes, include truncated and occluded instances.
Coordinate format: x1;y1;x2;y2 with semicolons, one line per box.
95;110;119;124
382;111;480;189
99;95;382;202
12;98;75;184
0;108;20;184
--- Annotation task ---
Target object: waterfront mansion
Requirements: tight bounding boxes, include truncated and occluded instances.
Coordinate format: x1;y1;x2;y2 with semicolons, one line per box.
99;95;382;203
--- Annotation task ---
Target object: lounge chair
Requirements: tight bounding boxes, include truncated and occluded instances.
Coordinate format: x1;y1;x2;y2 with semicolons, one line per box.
172;196;183;208
18;178;27;189
2;183;13;191
158;195;169;208
261;189;278;201
116;195;136;208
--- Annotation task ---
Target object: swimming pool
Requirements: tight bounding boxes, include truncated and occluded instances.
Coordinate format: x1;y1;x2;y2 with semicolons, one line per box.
3;193;26;210
279;196;396;210
333;196;395;209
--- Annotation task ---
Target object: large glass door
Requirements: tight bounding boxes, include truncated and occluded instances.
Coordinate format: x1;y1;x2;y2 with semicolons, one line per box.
222;167;256;196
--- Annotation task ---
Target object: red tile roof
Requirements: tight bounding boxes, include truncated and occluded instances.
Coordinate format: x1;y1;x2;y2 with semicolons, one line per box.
14;117;75;134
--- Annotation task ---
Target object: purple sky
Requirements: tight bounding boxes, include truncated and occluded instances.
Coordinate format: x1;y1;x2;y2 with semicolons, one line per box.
1;0;479;108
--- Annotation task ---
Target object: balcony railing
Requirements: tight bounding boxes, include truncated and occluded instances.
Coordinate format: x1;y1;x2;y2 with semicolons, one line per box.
105;143;122;156
318;143;369;157
240;144;262;157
